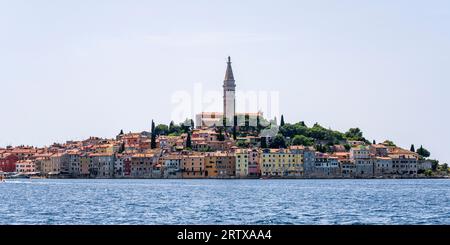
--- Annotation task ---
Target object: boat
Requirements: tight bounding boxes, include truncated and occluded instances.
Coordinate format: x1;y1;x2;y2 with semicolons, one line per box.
9;174;30;179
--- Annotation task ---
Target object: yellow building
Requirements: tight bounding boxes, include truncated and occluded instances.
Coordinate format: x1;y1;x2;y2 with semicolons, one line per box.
260;149;302;177
235;149;249;177
93;144;115;154
80;154;90;177
204;153;218;178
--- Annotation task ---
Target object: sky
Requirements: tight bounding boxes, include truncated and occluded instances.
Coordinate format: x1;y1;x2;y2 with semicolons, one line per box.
0;0;449;163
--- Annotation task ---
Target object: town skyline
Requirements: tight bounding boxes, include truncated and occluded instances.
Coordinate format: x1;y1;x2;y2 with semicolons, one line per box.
1;54;447;180
1;1;449;164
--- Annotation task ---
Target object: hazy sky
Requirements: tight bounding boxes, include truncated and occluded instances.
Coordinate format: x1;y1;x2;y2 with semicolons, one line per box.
1;0;449;163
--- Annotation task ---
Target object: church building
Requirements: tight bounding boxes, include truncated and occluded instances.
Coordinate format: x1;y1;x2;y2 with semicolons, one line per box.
196;57;263;128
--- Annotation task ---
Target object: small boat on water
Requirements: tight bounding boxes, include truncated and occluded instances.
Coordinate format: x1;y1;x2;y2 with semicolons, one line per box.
8;174;30;179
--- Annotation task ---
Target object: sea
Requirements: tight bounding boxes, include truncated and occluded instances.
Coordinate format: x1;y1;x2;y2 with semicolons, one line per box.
0;179;449;224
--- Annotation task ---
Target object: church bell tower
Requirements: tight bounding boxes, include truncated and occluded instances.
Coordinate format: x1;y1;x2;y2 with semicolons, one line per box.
223;56;236;127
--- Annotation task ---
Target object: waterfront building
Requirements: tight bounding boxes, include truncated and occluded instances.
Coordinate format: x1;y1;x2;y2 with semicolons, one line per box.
260;149;302;177
204;153;218;177
79;154;90;177
215;151;236;178
203;151;235;178
114;154;125;177
312;153;340;178
350;145;374;178
160;154;182;178
129;152;158;178
340;161;356;178
89;153;115;178
15;160;35;174
374;157;393;176
34;154;52;176
289;146;314;177
49;153;64;175
332;152;354;177
418;160;433;171
247;148;261;177
67;151;81;177
388;148;418;176
0;153;19;173
181;153;205;178
235;148;261;178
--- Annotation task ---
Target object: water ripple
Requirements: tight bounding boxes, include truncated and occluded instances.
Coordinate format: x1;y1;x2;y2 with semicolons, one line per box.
0;179;449;224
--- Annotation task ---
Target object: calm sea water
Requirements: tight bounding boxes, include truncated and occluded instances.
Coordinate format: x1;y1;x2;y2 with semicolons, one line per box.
0;179;449;224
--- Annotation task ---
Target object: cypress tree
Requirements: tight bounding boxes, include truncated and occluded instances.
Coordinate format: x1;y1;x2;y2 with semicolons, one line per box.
190;119;195;130
151;120;156;149
280;115;285;127
186;132;192;149
233;115;237;140
373;140;376;144
119;129;124;135
410;144;415;152
218;127;225;141
118;142;125;153
260;137;267;148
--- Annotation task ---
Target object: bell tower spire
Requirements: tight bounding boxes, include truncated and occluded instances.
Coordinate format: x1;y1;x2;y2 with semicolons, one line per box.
223;56;236;127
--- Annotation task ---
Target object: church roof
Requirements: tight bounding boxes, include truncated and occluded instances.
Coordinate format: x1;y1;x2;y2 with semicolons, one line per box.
224;56;235;81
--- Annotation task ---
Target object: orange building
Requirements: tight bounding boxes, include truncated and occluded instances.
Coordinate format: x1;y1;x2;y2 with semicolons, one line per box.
181;153;205;178
204;151;236;178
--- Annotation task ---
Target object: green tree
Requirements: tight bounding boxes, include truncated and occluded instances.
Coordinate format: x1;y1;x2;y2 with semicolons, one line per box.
190;119;195;130
236;140;249;148
168;123;182;136
344;144;351;151
181;119;192;133
429;159;439;171
416;145;430;158
233;115;237;140
410;144;415;152
345;128;366;141
270;134;287;148
150;120;156;149
280;115;285;127
383;140;396;147
118;142;125;153
424;169;433;177
154;124;169;136
119;129;124;135
217;127;225;141
373;140;376;144
315;144;326;153
292;135;314;146
260;137;268;148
